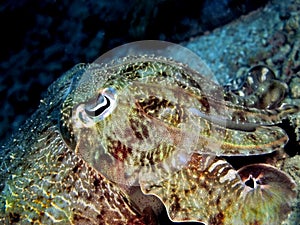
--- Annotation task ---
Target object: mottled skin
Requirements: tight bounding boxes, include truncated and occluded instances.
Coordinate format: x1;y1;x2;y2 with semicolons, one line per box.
0;50;298;225
0;65;152;224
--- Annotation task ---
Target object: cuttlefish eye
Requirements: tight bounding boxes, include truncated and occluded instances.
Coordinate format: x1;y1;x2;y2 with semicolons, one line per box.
85;94;110;117
75;87;117;127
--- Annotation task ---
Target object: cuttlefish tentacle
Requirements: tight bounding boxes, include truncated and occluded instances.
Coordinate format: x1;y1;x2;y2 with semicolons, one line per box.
140;153;297;225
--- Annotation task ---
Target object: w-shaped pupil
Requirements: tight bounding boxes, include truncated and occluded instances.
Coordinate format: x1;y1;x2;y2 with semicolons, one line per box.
85;95;111;117
244;175;261;189
245;177;255;188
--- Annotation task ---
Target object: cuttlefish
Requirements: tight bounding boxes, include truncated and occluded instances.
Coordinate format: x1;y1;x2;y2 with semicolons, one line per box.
0;41;298;224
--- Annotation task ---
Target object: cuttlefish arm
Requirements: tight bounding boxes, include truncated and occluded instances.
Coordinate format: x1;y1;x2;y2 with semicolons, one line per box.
122;81;292;156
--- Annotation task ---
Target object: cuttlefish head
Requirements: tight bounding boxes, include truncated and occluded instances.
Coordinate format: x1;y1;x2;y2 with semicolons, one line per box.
61;41;225;187
70;57;211;187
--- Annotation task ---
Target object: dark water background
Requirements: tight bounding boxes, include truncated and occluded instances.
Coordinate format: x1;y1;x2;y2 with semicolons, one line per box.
0;0;268;145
